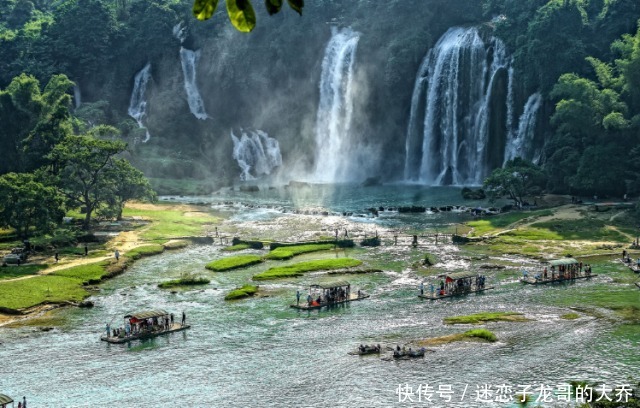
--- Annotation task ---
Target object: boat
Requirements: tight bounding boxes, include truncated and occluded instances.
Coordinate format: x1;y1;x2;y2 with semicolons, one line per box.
418;272;493;300
100;309;190;344
393;348;425;359
520;258;597;285
290;281;369;310
348;345;381;355
0;394;14;408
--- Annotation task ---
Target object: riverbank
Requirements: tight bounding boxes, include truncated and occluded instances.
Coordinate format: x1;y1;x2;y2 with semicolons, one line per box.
0;202;220;327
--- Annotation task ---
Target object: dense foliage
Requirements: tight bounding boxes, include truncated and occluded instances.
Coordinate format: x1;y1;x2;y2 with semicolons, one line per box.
0;72;154;233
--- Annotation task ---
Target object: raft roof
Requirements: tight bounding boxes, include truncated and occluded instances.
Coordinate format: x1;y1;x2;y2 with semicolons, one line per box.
549;258;579;266
444;271;479;280
124;310;169;320
310;281;350;289
0;394;13;404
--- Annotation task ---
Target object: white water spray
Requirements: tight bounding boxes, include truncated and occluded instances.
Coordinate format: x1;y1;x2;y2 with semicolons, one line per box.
312;27;360;182
179;47;208;120
504;92;542;163
231;129;282;181
404;27;511;185
128;63;152;143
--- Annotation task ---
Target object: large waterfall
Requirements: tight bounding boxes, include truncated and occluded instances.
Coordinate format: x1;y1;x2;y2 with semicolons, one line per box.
128;63;152;143
231;129;283;181
504;92;542;163
312;27;360;182
179;47;208;120
404;27;511;185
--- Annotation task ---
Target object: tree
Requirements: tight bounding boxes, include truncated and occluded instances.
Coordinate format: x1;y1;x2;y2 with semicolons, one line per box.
193;0;304;32
484;158;546;206
49;126;126;230
99;158;156;220
0;73;74;175
0;172;64;238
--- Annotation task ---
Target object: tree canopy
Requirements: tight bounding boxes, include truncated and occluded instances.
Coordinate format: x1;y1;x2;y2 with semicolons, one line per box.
484;158;546;206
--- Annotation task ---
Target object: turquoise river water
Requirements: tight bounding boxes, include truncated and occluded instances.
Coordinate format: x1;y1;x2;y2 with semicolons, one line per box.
1;185;638;407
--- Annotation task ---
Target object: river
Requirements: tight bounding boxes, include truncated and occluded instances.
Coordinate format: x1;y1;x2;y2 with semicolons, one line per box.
1;185;638;407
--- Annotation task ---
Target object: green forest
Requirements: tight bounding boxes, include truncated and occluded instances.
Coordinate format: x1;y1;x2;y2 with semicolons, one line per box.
1;0;640;235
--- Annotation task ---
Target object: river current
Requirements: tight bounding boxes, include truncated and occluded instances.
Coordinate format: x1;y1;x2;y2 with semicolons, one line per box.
1;185;638;407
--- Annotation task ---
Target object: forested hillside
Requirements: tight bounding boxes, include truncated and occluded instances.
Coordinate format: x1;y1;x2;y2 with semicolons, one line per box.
1;0;640;196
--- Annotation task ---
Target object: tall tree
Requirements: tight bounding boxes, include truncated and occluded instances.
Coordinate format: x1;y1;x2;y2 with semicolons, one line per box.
49;126;126;230
484;158;546;206
100;158;156;220
0;172;65;238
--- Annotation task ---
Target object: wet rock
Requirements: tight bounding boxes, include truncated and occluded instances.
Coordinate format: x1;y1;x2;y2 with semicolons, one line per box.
239;185;260;192
362;176;381;187
78;300;94;308
461;187;486;200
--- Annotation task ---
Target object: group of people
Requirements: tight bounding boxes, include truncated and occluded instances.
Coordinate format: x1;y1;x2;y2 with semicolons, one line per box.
358;344;381;353
299;286;355;307
393;345;425;358
105;312;186;339
420;276;486;297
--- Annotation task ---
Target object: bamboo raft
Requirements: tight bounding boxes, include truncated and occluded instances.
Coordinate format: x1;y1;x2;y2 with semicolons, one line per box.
418;286;494;300
520;274;597;285
100;323;190;344
290;294;369;310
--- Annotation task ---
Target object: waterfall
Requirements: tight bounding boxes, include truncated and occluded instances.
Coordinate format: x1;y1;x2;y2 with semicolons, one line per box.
179;47;208;120
231;129;283;181
128;63;152;143
504;92;542;163
73;84;81;109
403;27;511;185
173;22;186;43
312;27;360;182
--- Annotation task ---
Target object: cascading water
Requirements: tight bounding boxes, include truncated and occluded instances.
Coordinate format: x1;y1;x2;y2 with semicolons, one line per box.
312;27;360;183
504;92;542;163
73;84;81;109
404;27;511;185
180;47;208;120
173;22;187;44
128;63;152;143
231;129;282;181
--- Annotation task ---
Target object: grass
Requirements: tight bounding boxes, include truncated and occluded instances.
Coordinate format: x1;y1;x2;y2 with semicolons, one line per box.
468;210;553;236
265;243;335;260
0;275;90;310
125;244;165;259
158;274;210;289
223;243;251;251
531;218;628;242
252;258;362;280
443;312;528;324
205;255;263;271
224;284;258;300
122;205;219;242
52;262;110;283
561;312;580;320
0;264;47;280
417;328;497;346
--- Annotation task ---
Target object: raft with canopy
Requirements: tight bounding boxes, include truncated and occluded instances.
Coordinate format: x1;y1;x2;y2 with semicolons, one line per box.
290;281;369;310
418;271;493;300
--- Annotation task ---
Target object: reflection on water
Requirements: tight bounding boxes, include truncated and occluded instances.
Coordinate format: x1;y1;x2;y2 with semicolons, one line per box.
1;193;638;406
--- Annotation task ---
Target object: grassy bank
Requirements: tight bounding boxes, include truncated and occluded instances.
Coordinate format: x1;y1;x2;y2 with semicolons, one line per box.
266;243;335;260
225;284;258;300
444;312;528;325
0;260;117;310
206;255;263;272
0;265;48;280
125;244;165;259
122;204;219;242
252;258;362;280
